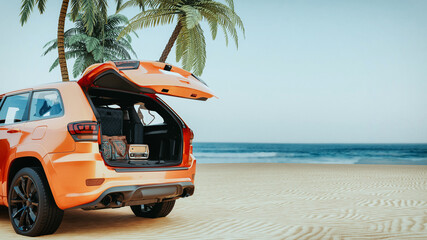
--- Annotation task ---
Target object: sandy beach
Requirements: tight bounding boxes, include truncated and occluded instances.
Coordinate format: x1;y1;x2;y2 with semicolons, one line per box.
0;163;426;239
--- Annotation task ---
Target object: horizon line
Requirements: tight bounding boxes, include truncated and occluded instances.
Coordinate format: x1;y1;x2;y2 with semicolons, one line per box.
193;142;427;145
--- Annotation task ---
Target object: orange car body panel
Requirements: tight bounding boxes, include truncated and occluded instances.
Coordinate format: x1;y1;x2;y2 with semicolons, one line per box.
0;61;205;209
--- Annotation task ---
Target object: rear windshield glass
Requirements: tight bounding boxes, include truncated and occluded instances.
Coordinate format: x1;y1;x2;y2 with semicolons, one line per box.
134;103;164;125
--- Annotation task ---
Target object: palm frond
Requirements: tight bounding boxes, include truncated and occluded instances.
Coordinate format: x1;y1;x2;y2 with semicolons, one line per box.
81;0;96;35
43;39;58;55
91;46;104;61
70;0;81;21
117;0;157;12
73;55;86;78
107;14;129;27
20;0;35;25
115;0;123;11
67;34;89;45
180;5;202;29
49;58;60;72
118;8;176;39
224;0;234;11
49;49;84;72
97;0;109;23
36;0;47;13
85;36;101;52
176;23;206;75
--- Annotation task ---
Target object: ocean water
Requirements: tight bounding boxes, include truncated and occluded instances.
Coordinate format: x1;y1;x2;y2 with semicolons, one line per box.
193;143;427;165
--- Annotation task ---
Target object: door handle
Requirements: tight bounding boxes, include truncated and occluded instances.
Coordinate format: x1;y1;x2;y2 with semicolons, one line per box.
7;129;21;133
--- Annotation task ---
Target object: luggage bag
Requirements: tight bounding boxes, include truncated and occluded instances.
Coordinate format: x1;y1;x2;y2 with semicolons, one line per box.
101;135;128;160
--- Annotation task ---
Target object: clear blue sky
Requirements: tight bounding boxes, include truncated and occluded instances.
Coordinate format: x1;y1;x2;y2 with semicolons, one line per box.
1;0;426;143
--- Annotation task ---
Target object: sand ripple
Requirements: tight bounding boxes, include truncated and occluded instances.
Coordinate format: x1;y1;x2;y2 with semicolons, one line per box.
369;216;427;233
357;199;427;208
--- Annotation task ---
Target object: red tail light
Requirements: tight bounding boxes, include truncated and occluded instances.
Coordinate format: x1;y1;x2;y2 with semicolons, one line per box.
189;129;194;154
189;129;194;145
68;121;99;141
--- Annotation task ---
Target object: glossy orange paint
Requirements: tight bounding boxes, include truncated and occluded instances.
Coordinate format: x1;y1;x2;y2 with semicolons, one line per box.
0;61;205;209
79;61;216;100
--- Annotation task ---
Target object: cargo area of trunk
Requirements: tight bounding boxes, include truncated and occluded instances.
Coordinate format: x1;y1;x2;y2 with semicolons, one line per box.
87;88;183;167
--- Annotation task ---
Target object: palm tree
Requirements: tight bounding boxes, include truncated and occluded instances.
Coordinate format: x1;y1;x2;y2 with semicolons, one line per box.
118;0;244;75
43;14;138;78
20;0;114;81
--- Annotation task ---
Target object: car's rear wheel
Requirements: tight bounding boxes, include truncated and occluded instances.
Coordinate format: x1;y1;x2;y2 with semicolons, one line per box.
130;200;175;218
8;167;64;236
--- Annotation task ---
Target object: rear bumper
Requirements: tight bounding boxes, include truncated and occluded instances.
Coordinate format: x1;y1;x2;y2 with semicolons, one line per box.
42;151;196;210
74;182;194;210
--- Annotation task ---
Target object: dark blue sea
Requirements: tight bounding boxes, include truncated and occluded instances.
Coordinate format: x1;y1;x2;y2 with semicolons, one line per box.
193;143;427;165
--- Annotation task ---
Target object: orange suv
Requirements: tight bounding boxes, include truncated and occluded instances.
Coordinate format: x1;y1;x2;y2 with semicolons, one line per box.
0;61;214;236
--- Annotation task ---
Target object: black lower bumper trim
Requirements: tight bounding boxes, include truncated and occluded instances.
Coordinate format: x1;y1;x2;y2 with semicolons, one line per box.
71;182;194;210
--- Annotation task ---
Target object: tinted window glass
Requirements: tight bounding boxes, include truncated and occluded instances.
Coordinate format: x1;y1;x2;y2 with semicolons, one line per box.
30;90;64;121
0;93;30;125
134;103;164;125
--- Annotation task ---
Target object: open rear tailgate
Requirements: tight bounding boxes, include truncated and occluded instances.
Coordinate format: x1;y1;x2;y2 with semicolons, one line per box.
78;61;215;101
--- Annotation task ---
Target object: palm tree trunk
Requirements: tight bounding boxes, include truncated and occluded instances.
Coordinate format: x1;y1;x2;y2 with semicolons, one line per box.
159;21;182;62
57;0;69;81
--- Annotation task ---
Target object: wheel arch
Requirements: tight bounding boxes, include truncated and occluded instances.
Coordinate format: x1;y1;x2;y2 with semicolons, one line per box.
6;157;47;206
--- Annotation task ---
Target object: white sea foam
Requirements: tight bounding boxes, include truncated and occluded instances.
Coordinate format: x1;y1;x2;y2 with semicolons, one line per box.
194;152;278;158
194;152;360;164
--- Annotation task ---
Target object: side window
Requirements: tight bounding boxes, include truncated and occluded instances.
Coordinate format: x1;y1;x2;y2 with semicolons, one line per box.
0;93;30;125
29;90;64;121
134;103;164;125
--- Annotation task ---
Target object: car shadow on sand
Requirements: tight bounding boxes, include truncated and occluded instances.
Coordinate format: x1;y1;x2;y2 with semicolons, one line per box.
0;206;175;236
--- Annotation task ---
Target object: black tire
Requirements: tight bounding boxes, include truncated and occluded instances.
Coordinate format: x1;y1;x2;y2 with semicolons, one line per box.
130;200;176;218
8;167;64;237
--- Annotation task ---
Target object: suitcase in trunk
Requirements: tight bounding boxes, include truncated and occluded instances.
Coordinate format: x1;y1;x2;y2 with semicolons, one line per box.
101;135;128;160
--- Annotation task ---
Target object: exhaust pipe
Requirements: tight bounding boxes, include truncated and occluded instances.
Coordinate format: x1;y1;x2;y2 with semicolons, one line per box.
111;193;124;206
181;187;194;198
101;195;113;207
100;193;124;208
182;189;190;198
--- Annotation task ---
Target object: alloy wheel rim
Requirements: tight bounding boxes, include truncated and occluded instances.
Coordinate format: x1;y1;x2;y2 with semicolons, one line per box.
10;175;39;231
